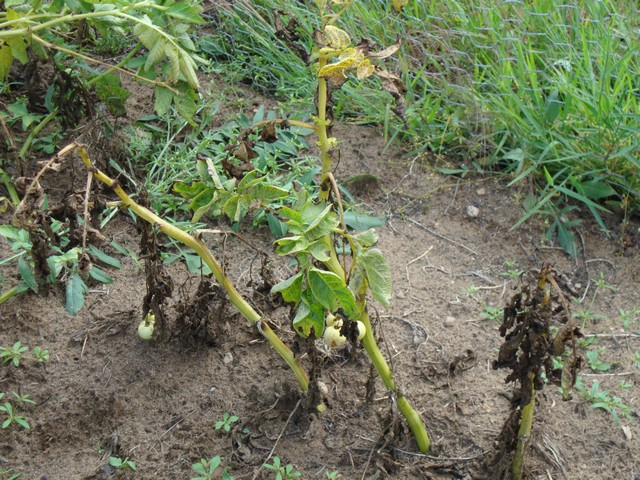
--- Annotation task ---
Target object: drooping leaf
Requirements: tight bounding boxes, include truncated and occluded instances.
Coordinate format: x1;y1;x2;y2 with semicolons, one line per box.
352;230;379;247
87;245;122;269
267;213;288;239
343;211;386;230
0;45;12;80
88;265;113;284
292;290;325;337
308;238;331;262
17;256;38;292
359;248;392;308
154;85;174;116
166;2;205;25
271;271;303;304
65;272;87;317
308;267;355;316
304;204;339;240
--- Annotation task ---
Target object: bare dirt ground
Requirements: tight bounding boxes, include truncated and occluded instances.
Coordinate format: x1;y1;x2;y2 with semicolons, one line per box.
1;87;639;480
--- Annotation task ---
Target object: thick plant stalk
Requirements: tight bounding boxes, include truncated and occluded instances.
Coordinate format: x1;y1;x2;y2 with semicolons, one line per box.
66;144;309;392
512;375;535;479
356;306;431;453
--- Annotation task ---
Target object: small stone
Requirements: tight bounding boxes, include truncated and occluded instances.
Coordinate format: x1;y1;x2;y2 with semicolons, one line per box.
223;352;233;365
466;205;480;218
476;188;486;196
444;316;456;327
396;291;406;299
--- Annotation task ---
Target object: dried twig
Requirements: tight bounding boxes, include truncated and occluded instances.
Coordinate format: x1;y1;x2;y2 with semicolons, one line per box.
408;218;478;256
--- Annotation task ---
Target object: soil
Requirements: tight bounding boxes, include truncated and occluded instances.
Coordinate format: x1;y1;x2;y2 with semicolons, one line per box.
1;79;639;480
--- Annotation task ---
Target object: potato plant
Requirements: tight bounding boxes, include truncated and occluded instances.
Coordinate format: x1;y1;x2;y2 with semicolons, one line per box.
0;0;205;120
5;0;430;454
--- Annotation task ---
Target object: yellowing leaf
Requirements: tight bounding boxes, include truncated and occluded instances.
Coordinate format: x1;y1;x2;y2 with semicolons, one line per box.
317;56;357;78
367;43;401;59
323;25;351;50
356;59;375;80
391;0;409;11
6;37;28;65
144;38;166;71
0;44;13;80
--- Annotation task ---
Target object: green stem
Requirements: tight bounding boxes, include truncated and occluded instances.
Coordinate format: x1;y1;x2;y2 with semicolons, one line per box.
19;108;58;159
70;144;309;392
512;375;535;480
87;44;142;86
0;285;21;305
0;168;20;205
0;2;160;37
316;58;332;201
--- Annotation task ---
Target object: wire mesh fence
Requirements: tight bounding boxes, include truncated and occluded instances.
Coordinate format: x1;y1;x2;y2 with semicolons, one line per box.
208;0;640;242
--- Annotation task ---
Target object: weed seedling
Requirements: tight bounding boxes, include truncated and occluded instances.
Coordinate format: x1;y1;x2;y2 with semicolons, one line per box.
480;305;503;322
0;468;21;480
215;412;239;433
0;342;28;367
32;347;49;363
191;456;234;480
585;348;612;372
0;393;31;430
499;261;524;280
264;457;301;480
576;380;634;426
108;456;137;472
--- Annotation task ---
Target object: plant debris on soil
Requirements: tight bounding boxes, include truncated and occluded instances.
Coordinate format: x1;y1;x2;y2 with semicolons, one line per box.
1;83;639;480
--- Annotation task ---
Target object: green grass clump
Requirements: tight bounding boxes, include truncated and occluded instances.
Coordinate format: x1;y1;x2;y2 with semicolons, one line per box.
202;0;640;255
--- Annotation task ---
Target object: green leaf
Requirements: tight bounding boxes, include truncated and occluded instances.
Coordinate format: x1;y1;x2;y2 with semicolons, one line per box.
65;272;87;317
352;230;378;247
308;238;331;262
167;2;205;25
359;248;392;308
6;37;28;65
554;220;578;258
0;225;20;241
271;271;303;303
155;86;174;116
183;253;212;275
304;204;339;240
87;245;122;269
174;87;198;123
250;183;289;202
292;290;325;337
267;213;287;239
308;268;355;316
17;256;37;292
89;266;113;284
545;89;561;123
343;211;386;231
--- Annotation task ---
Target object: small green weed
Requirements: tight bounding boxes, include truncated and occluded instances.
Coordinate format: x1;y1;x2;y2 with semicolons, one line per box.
576;379;635;426
32;347;49;363
0;392;33;430
585;348;612;373
0;468;21;480
499;261;524;280
480;305;503;322
191;456;234;480
0;342;28;367
617;308;640;331
108;456;137;472
264;457;301;480
215;412;239;433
